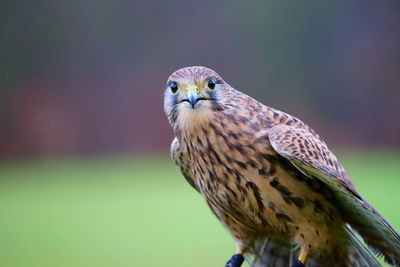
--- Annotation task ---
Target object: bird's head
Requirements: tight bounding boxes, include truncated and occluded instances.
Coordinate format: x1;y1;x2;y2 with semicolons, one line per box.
164;66;231;131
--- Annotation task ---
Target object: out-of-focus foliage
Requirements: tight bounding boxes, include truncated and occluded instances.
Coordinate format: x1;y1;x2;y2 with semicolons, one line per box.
0;3;398;266
0;152;398;267
1;1;399;158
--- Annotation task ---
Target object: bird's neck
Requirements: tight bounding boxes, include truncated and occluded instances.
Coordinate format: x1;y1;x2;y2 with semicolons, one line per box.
174;108;217;140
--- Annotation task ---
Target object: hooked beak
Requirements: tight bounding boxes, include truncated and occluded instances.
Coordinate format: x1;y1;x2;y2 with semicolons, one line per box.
181;86;206;108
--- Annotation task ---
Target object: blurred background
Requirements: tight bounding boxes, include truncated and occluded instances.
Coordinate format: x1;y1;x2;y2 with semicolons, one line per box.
0;0;399;266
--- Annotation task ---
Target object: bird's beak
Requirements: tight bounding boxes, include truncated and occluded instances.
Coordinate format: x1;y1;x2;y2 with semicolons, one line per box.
182;86;205;108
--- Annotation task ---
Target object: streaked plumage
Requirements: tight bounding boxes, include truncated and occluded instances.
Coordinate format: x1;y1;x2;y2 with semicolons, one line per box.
164;66;400;267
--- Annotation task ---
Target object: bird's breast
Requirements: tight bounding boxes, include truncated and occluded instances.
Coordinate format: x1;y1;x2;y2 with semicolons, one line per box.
180;119;277;228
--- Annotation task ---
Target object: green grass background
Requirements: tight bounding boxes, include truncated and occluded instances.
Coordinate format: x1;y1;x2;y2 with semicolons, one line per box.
0;151;398;267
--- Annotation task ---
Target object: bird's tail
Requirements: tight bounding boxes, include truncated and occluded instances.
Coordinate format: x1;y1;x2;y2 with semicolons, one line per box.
345;226;382;267
248;237;295;267
342;197;400;266
248;228;381;267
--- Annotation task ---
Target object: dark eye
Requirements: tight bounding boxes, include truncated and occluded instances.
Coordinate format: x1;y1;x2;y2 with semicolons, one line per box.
168;81;178;94
207;78;219;90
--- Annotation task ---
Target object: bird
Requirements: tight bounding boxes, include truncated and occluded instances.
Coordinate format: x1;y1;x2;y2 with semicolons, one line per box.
163;66;400;267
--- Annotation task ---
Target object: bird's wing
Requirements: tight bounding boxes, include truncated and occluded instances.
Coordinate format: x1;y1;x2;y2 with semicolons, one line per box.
268;124;357;196
170;137;199;192
268;124;400;265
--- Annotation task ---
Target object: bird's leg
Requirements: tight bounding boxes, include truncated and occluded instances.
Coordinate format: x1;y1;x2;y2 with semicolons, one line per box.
292;249;308;267
224;249;245;267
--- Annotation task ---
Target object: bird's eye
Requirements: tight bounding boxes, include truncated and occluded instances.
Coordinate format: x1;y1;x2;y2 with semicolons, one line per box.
207;78;219;90
168;81;178;94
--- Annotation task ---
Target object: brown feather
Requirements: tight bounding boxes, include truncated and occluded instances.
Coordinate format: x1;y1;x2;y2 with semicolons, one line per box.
164;66;399;266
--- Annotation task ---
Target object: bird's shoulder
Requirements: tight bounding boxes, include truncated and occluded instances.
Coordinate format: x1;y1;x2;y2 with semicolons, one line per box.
230;89;322;138
235;93;356;193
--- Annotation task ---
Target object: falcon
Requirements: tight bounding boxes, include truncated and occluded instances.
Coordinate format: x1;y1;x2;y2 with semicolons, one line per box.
163;66;400;267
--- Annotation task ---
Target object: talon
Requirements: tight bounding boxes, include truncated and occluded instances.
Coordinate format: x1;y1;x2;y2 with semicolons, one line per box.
292;258;305;267
225;254;244;267
292;249;308;267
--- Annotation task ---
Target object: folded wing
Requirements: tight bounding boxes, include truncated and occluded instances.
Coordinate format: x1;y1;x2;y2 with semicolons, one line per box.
268;124;400;265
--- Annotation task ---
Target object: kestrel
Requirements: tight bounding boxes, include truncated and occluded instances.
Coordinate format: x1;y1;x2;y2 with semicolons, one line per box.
163;66;400;267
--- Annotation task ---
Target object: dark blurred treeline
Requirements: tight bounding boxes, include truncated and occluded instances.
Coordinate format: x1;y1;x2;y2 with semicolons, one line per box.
1;0;399;159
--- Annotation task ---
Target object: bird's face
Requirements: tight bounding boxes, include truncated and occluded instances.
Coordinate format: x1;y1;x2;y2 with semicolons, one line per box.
164;66;228;130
